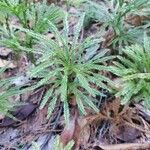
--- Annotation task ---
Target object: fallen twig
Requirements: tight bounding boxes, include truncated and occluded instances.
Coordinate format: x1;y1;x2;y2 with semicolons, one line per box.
97;143;150;150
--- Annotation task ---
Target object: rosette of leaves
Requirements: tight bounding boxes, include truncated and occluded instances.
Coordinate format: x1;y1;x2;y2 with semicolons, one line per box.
15;13;114;123
84;0;150;52
110;34;150;108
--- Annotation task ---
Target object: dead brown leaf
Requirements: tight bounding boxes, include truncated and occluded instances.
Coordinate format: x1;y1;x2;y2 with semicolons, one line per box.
75;117;90;149
135;104;150;123
125;15;142;26
60;108;91;149
0;59;16;68
60;109;78;146
85;98;149;144
0;47;12;56
0;103;37;127
101;29;115;48
112;123;141;142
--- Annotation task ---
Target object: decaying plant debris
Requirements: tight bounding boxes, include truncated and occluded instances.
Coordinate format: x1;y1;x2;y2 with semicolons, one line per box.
0;0;150;150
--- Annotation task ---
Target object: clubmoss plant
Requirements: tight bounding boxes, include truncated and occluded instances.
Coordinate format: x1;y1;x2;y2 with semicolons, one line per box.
15;13;114;124
0;0;62;62
110;34;150;108
84;0;150;53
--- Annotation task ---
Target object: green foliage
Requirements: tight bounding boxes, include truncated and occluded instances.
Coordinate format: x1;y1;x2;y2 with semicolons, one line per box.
0;67;18;117
52;136;74;150
65;0;86;7
0;0;62;61
0;90;14;117
0;0;62;29
32;141;41;150
84;0;150;52
110;34;150;108
15;13;114;123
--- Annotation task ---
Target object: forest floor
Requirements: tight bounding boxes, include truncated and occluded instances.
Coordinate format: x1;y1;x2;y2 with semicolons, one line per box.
0;0;150;150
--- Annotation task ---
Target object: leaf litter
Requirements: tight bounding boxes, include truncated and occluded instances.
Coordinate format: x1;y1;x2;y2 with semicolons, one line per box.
0;0;150;150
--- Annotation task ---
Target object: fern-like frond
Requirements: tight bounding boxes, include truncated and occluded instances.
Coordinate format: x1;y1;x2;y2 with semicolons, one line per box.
52;135;74;150
40;89;53;109
72;13;85;49
18;12;113;124
47;96;57;118
76;73;96;97
63;100;70;125
111;34;150;107
74;90;87;115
